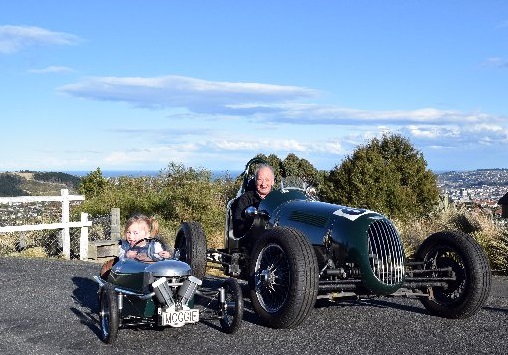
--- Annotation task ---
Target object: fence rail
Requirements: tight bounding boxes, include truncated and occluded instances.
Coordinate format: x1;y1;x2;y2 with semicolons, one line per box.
0;189;92;260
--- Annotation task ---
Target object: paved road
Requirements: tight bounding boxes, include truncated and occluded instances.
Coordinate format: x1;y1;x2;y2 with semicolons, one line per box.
0;257;506;355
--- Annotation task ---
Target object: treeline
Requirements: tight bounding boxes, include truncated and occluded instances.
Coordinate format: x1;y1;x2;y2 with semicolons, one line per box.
0;173;29;196
0;171;81;197
32;172;81;190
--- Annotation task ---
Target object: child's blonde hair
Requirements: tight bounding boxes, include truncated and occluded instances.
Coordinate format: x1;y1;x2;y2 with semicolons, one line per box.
124;214;159;237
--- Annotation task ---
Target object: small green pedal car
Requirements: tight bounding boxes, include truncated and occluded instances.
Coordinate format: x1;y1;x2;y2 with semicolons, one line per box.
95;241;243;344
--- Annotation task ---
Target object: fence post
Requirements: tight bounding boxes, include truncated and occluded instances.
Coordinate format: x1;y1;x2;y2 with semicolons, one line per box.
110;208;121;241
61;189;70;259
79;212;89;260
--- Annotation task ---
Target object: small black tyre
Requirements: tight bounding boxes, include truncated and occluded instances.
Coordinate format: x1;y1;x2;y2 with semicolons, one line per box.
416;230;491;319
249;227;319;329
99;283;120;344
175;221;208;280
219;278;244;334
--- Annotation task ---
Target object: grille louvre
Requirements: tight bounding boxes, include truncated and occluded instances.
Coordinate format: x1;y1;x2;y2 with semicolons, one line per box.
367;219;405;285
289;211;328;228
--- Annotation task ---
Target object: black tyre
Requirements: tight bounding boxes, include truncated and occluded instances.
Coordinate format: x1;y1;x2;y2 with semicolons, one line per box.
219;278;244;334
175;221;207;280
249;227;319;329
99;283;120;344
416;231;491;319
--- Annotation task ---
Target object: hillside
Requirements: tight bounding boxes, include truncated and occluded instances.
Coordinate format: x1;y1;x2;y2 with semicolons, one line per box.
0;171;81;196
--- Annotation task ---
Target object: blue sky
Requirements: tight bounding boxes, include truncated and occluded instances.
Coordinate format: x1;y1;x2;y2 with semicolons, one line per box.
1;1;507;174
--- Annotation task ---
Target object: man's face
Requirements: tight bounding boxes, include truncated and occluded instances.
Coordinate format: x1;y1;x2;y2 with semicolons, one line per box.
256;167;274;198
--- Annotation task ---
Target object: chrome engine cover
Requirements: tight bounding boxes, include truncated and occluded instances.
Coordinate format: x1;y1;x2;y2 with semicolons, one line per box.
145;259;192;277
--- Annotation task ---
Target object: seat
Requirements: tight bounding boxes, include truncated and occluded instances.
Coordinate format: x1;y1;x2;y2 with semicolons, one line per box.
225;197;240;249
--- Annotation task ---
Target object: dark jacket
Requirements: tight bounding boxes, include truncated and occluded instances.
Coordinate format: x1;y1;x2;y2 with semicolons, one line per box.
232;190;262;239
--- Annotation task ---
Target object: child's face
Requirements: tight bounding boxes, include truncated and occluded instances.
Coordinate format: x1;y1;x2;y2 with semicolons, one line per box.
125;221;150;246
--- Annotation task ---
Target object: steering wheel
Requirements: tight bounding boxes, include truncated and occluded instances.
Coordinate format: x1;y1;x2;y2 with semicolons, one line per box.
127;237;170;261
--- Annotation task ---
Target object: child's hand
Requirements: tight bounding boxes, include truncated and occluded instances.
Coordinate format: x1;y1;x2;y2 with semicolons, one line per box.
126;250;138;258
159;250;171;259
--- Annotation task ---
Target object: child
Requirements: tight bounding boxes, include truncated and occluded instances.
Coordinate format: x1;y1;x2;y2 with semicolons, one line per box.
99;214;172;279
118;214;172;262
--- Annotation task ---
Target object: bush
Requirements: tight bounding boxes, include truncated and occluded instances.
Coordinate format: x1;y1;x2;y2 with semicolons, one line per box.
74;163;236;249
323;133;440;221
396;205;508;273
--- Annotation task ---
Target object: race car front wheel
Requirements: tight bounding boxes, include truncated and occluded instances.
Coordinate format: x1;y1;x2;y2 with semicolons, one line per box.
249;226;318;329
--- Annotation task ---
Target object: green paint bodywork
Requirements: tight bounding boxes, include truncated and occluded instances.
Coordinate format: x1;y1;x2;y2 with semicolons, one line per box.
259;189;405;295
108;259;155;318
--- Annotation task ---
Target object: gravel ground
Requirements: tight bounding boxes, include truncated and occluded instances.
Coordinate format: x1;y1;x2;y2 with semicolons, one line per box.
0;257;506;355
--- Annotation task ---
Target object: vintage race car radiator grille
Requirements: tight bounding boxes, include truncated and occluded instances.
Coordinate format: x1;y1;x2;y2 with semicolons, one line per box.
367;219;405;285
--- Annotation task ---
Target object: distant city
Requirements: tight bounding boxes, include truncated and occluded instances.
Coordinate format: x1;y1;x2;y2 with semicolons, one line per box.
437;169;508;208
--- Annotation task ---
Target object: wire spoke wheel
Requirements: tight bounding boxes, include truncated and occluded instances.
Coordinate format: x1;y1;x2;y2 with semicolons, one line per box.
254;243;291;313
249;227;318;329
416;231;491;318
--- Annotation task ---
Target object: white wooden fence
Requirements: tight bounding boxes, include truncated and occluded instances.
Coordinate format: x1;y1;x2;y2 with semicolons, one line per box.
0;189;92;260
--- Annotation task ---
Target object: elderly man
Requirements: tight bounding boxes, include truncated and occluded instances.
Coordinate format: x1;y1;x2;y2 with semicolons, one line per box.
232;164;275;239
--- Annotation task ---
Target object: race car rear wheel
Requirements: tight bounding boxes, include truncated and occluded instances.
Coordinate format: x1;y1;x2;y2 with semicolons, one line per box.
99;283;120;344
219;278;244;334
415;230;491;319
175;221;208;280
249;226;318;329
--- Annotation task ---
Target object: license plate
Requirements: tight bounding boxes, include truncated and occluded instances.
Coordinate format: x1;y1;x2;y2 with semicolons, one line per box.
160;309;199;327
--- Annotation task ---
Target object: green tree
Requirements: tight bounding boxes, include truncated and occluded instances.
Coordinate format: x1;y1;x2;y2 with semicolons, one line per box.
323;133;440;220
78;168;108;199
281;153;321;186
265;154;283;182
245;153;322;188
154;163;224;236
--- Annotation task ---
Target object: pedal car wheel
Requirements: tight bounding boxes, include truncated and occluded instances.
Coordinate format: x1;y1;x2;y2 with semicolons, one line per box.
219;278;244;334
249;227;318;329
99;283;120;344
415;231;491;319
175;221;207;280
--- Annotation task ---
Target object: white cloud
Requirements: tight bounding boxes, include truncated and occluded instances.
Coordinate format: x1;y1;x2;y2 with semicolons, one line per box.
28;66;74;74
59;74;506;131
100;135;348;170
59;75;318;111
0;25;81;54
405;125;461;139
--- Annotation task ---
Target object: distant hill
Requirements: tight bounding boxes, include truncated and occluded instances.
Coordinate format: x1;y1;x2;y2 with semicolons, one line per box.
437;169;508;188
0;171;81;197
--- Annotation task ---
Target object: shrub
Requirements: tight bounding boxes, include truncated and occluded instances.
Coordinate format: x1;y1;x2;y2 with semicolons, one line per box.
74;163;236;250
396;205;508;273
